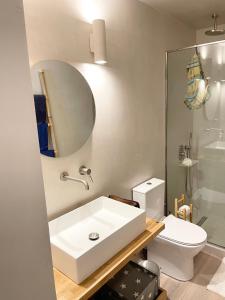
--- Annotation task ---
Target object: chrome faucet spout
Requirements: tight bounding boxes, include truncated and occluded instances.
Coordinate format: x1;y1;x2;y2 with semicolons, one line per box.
60;172;89;190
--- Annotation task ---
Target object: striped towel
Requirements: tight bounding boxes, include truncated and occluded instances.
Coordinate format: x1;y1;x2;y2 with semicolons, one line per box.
184;52;210;110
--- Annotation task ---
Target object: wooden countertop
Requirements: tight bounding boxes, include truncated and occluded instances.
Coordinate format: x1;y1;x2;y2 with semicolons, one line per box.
54;218;165;300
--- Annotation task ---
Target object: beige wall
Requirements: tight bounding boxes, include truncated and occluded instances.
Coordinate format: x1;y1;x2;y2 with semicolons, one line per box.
0;1;56;299
23;0;196;219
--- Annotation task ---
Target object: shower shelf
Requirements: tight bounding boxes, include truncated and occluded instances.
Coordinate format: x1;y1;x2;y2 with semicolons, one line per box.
178;160;199;168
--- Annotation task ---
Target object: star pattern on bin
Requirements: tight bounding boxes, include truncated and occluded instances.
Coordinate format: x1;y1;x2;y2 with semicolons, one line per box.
120;283;127;289
103;262;158;300
136;278;141;284
133;291;139;298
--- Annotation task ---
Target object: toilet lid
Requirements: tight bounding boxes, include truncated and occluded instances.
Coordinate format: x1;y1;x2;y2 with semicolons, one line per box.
159;215;207;246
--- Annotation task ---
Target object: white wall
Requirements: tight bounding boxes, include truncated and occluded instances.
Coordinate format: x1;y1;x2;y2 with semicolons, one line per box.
23;0;196;219
0;1;56;299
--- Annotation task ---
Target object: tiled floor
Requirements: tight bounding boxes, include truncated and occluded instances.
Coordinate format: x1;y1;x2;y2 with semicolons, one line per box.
160;252;225;300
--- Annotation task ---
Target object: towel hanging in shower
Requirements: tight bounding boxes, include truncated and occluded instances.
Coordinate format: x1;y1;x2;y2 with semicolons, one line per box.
184;49;210;110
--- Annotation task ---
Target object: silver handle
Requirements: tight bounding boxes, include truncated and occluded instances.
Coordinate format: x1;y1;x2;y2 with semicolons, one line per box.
79;166;93;183
88;174;94;183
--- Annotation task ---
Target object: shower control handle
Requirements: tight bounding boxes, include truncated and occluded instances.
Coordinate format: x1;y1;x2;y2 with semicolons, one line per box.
178;145;186;161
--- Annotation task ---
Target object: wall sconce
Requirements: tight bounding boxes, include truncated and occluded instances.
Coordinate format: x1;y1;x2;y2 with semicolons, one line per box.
90;19;107;65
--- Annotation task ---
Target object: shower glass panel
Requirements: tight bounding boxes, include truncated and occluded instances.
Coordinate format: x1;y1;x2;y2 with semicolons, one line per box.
167;40;225;248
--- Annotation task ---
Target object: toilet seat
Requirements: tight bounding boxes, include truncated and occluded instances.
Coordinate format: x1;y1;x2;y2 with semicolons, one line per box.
158;214;207;246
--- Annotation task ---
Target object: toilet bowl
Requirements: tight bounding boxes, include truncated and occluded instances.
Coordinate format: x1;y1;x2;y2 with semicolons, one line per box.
133;178;207;281
147;214;207;281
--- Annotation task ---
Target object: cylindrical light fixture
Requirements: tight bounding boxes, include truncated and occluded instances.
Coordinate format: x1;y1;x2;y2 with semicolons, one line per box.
90;19;107;65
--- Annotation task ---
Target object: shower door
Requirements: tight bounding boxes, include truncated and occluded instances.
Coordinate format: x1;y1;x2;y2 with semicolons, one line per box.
166;40;225;248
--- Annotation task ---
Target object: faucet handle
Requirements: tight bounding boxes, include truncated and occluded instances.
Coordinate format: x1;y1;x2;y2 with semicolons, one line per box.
79;166;93;183
89;174;94;183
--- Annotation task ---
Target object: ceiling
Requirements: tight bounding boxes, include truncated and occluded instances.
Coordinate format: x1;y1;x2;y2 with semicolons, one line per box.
140;0;225;29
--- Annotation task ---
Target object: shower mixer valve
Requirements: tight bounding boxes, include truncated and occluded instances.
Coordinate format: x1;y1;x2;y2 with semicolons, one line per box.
178;145;185;161
178;144;192;161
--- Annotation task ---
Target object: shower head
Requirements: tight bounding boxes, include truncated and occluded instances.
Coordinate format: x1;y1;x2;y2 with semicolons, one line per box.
205;13;225;36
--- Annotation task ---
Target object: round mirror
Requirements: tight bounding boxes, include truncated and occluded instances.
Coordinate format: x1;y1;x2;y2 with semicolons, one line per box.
31;60;95;157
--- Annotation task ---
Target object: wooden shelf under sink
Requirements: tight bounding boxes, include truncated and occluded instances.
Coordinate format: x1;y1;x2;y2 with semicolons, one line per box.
53;218;165;300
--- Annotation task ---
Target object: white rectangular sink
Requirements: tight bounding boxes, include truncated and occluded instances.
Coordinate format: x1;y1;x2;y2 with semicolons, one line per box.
49;196;146;284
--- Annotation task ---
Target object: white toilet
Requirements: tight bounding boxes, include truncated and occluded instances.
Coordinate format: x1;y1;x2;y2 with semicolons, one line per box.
133;178;207;281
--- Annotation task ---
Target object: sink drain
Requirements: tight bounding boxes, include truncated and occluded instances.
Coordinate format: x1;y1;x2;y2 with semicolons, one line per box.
89;232;99;241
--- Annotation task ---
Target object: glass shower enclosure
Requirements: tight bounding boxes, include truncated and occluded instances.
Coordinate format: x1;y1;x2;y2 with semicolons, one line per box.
166;40;225;248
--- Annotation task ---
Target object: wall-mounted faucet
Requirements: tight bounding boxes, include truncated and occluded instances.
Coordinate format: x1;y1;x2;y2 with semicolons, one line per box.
178;132;192;161
60;171;89;190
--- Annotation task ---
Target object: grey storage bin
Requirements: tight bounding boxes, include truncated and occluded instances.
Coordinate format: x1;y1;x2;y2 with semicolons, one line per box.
91;261;159;300
133;258;160;289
